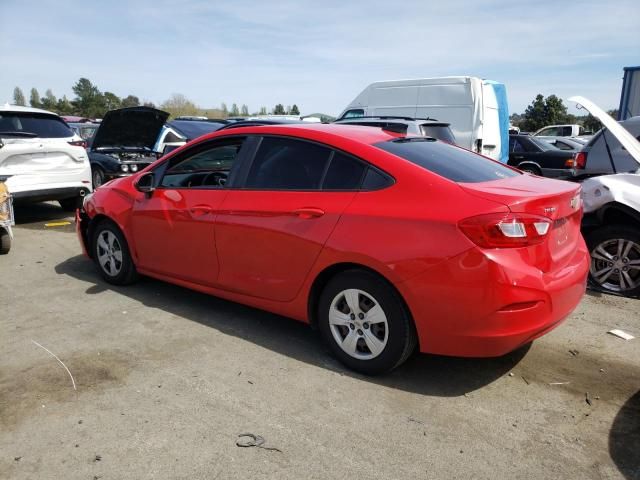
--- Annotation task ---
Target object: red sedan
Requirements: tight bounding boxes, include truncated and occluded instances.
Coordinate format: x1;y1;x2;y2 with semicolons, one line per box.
77;124;589;374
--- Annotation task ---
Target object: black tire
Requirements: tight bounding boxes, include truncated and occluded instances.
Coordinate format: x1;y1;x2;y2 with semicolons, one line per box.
586;225;640;297
0;228;10;255
518;164;541;176
318;269;417;375
92;167;105;189
91;219;138;285
59;197;81;212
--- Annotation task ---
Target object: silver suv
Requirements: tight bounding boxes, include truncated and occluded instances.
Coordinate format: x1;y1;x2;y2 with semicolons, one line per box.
333;117;457;144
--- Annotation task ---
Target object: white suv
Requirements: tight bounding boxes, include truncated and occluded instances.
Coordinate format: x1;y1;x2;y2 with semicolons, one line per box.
0;105;92;210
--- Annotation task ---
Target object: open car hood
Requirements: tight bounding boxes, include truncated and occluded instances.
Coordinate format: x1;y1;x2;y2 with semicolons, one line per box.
568;96;640;167
91;107;169;151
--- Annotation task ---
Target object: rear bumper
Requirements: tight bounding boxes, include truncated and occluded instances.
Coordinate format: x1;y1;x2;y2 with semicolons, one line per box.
541;168;577;179
398;241;589;357
13;186;92;203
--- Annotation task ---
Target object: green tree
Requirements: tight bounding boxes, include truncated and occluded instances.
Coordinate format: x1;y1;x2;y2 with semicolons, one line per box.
30;88;41;108
290;104;300;115
220;103;228;117
240;104;249;116
582;114;601;133
543;95;568;125
273;103;285;115
143;101;156;108
56;95;74;115
230;103;239;116
103;92;122;110
121;95;140;108
259;106;267;115
520;94;570;132
13;87;26;106
160;93;199;118
72;78;103;117
41;89;57;111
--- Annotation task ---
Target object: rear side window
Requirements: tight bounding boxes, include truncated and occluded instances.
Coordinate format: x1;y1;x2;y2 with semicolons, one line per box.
0;112;73;138
323;152;366;190
245;137;331;189
374;138;519;183
420;124;456;143
341;109;364;119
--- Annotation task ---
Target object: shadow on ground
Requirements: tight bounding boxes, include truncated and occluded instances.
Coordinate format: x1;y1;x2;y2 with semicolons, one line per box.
610;390;640;480
55;254;530;397
14;202;74;229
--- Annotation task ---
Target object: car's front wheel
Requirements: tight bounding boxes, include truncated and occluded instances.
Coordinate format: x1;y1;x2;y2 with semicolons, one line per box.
586;225;640;297
318;270;417;375
91;220;138;285
92;167;105;189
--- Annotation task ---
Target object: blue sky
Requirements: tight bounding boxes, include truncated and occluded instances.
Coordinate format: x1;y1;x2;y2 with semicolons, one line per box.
1;0;638;116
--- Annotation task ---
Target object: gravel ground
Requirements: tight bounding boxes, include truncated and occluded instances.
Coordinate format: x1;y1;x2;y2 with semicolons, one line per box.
1;203;639;480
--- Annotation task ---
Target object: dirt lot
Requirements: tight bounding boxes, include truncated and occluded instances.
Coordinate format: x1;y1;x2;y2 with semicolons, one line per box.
1;203;639;480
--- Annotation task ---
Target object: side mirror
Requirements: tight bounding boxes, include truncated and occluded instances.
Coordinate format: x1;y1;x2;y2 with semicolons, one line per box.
135;172;155;195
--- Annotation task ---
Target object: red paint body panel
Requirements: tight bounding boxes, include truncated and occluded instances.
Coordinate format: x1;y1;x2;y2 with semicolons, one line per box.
78;124;589;358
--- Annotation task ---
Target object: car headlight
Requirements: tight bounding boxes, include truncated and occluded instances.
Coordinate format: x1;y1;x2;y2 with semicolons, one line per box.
130;164;138;172
121;164;129;172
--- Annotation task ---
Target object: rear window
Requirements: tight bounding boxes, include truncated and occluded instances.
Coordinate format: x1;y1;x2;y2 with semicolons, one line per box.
0;112;73;138
374;138;519;183
419;124;456;143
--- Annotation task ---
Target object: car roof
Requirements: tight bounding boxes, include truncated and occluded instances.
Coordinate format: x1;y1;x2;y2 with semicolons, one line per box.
0;104;60;116
336;116;448;125
207;123;401;145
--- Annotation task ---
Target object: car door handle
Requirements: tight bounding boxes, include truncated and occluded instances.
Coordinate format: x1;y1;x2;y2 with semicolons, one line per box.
189;205;213;217
292;207;325;219
513;155;525;160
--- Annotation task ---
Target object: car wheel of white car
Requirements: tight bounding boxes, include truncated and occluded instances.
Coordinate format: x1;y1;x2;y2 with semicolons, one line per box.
318;270;417;375
91;220;138;285
587;225;640;297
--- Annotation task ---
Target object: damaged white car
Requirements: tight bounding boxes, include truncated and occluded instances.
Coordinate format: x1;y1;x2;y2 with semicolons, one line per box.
569;96;640;297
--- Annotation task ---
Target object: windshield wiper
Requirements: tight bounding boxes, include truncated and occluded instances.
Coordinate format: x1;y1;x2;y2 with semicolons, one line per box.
0;131;39;137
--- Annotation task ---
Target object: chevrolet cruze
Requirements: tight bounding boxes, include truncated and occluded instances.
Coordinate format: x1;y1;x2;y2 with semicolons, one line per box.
77;124;589;374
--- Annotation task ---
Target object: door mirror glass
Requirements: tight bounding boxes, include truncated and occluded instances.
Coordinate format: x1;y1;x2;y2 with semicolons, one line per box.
135;172;155;193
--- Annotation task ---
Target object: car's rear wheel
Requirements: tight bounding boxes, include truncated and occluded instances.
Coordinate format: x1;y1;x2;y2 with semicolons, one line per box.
91;220;138;285
518;164;541;176
0;228;11;255
318;270;417;375
586;225;640;297
92;167;105;189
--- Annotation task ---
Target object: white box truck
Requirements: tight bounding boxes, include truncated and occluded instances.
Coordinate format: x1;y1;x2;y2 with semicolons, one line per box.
338;76;510;163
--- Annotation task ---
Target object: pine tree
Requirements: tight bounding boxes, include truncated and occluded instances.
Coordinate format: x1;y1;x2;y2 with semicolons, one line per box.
30;88;41;108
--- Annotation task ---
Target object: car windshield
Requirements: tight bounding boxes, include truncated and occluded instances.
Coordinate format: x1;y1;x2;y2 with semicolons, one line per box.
169;120;225;140
0;112;73;138
374;138;519;183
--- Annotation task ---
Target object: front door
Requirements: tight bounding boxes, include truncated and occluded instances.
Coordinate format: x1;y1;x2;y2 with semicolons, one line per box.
130;137;246;286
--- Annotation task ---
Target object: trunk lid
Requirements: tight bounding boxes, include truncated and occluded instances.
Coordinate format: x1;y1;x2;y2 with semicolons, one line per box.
0;138;87;175
460;174;583;271
91;107;169;152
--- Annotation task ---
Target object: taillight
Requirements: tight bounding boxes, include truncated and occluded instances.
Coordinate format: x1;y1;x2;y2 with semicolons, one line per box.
574;151;586;169
68;140;88;148
458;213;552;248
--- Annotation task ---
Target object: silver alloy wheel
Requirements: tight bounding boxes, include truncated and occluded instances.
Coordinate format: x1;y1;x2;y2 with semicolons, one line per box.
590;238;640;292
96;230;123;277
93;169;103;188
328;288;389;360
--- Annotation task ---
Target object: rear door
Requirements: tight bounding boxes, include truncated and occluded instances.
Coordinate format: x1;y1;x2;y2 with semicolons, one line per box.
215;136;365;301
